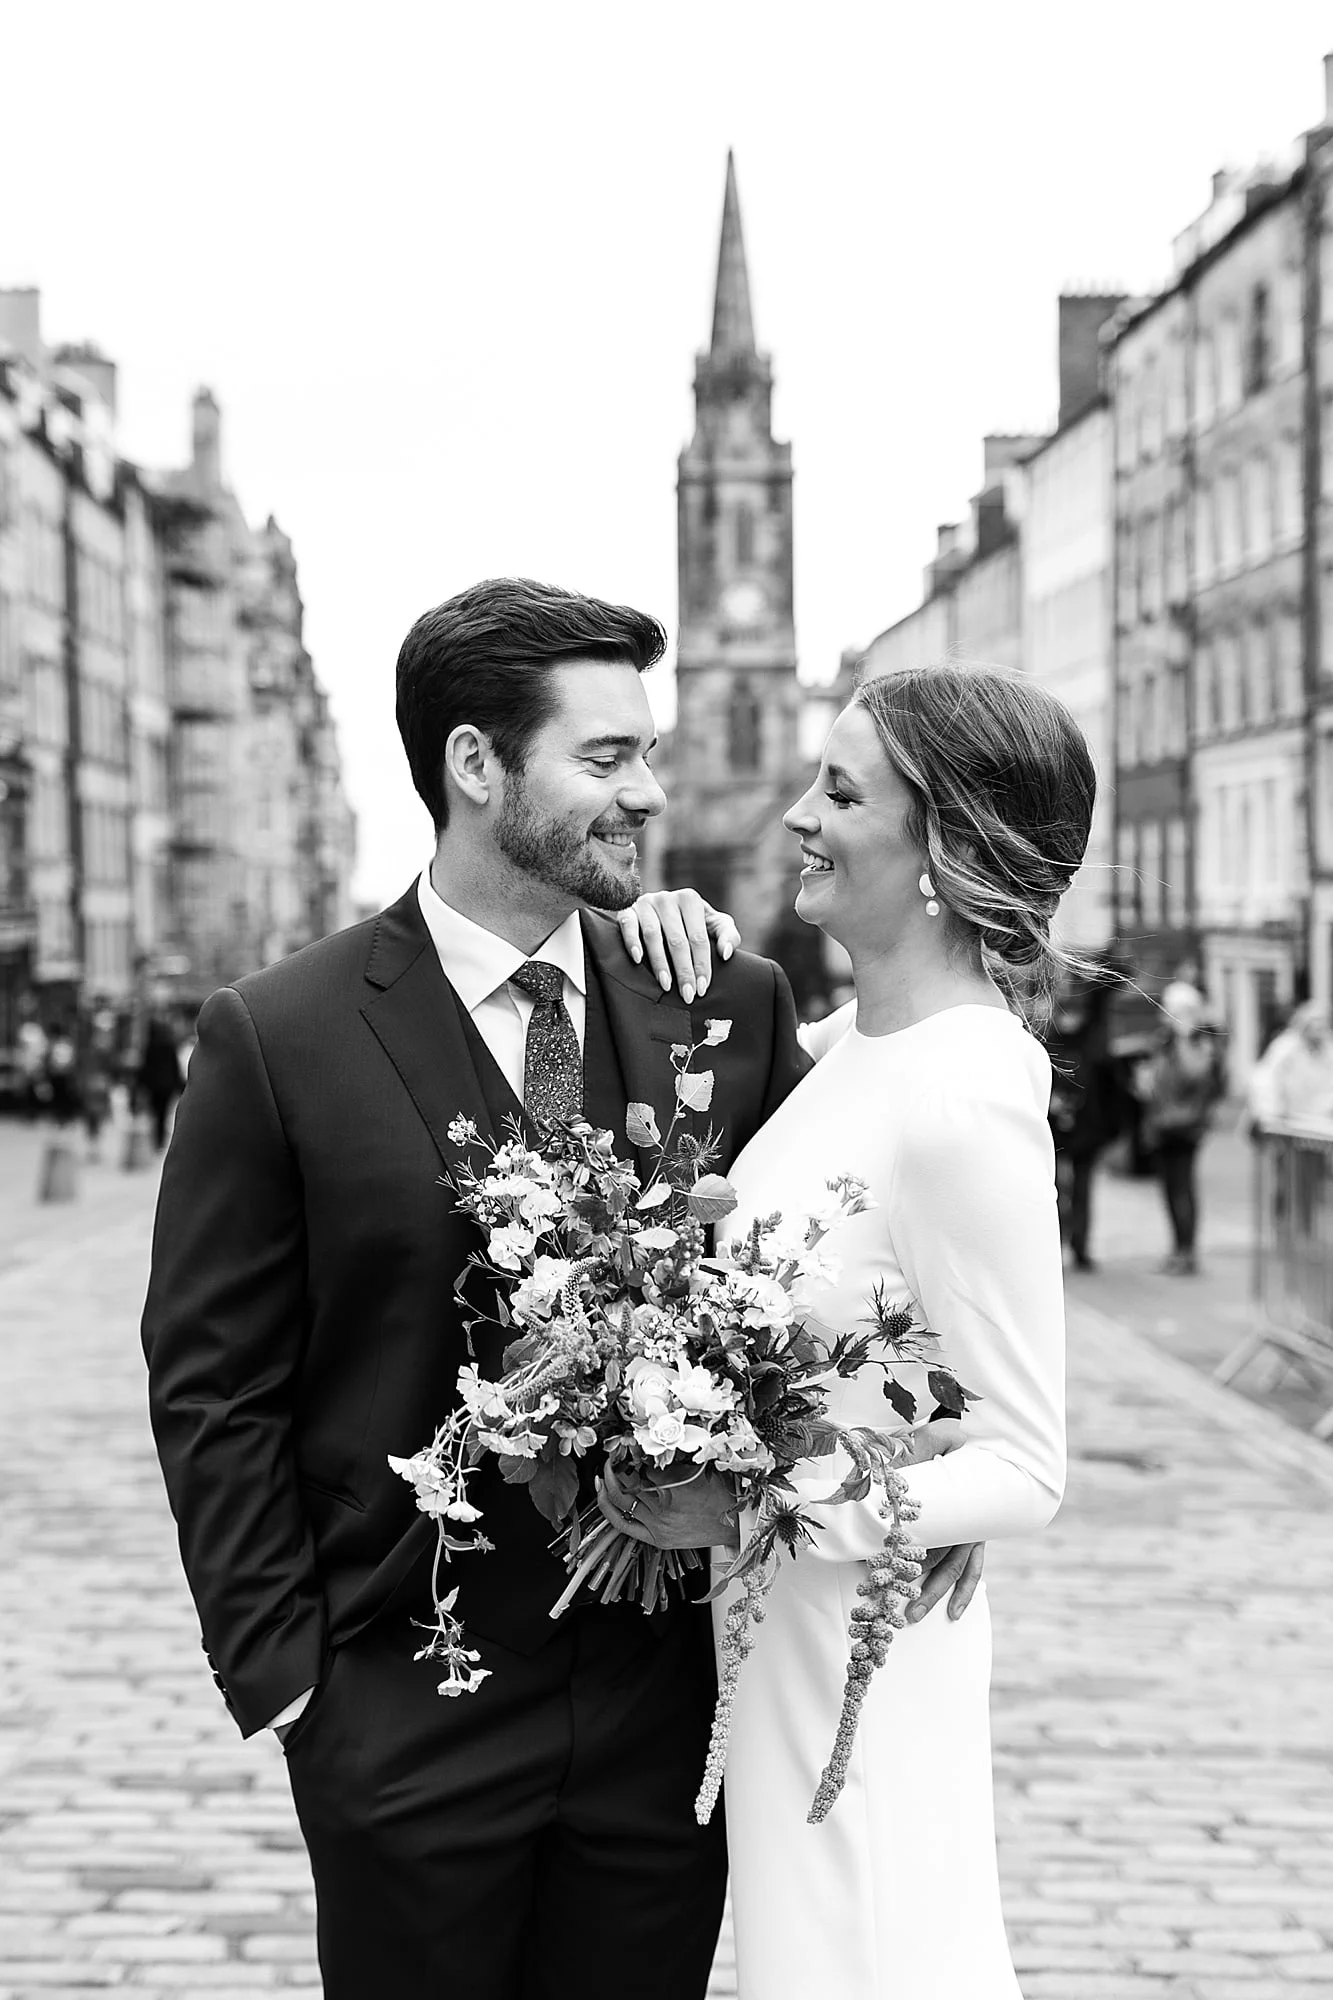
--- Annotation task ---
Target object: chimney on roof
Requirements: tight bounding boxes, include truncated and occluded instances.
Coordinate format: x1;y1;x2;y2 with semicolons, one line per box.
1325;51;1333;123
0;288;42;370
54;343;117;417
1058;293;1125;428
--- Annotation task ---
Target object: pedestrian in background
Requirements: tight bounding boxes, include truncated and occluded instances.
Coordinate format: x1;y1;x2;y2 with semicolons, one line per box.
16;1011;48;1121
42;1023;81;1129
1246;1000;1333;1133
1046;978;1122;1271
1137;981;1227;1276
138;1012;185;1151
78;1021;115;1161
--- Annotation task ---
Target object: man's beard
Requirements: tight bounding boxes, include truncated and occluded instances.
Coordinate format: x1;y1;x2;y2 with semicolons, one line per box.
496;775;642;910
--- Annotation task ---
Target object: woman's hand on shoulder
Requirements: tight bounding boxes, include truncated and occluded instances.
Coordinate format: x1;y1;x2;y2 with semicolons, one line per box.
613;890;741;1005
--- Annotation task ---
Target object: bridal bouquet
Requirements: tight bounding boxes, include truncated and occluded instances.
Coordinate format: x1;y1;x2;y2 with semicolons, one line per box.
390;1024;975;1820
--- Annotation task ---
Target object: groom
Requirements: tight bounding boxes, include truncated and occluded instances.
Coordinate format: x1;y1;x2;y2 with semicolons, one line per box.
142;577;976;1999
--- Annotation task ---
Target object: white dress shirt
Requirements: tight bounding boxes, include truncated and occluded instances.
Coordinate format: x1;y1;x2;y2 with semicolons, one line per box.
267;873;588;1736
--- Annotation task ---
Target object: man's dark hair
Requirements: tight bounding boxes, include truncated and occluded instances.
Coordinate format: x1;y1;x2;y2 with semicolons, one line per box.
395;577;667;829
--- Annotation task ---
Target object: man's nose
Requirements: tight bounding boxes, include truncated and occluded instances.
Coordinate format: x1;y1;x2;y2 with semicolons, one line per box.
621;763;667;818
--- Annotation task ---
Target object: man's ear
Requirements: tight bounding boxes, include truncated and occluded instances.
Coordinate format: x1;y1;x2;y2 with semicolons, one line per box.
443;724;494;809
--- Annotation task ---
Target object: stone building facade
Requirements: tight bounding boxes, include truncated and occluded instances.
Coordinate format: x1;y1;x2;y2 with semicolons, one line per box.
1107;56;1333;1067
1022;303;1123;953
0;289;356;1047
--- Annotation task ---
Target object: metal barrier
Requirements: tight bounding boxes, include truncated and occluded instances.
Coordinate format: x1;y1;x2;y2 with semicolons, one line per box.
1215;1121;1333;1437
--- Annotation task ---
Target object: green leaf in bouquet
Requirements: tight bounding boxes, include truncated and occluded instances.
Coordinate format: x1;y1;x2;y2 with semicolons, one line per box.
803;1419;842;1459
636;1182;672;1210
827;1467;873;1505
528;1453;581;1527
882;1377;918;1424
675;1069;715;1113
626;1102;661;1149
635;1226;678;1252
498;1453;540;1484
684;1173;738;1224
926;1368;976;1417
501;1330;543;1371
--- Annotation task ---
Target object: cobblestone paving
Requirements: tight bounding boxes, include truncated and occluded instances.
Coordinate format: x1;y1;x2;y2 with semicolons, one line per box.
1;1128;1330;1998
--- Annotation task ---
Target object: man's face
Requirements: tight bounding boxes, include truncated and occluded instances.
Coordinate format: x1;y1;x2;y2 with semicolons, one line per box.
493;661;666;911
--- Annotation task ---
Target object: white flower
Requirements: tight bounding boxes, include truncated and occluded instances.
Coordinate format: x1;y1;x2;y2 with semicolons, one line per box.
634;1411;713;1462
447;1115;480;1146
712;1417;776;1475
456;1365;510;1422
703;1018;732;1046
624;1356;676;1419
671;1362;738;1417
488;1222;538;1269
443;1497;484;1522
726;1271;796;1328
509;1255;575;1324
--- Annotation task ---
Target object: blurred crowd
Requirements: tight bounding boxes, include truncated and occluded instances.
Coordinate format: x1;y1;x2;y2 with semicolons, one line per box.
8;999;196;1155
1046;971;1333;1279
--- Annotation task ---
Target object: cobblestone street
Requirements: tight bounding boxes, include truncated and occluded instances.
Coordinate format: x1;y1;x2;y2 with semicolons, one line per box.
1;1118;1331;1998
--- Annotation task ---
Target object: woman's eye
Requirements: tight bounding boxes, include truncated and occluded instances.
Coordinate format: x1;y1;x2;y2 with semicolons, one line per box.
824;788;853;808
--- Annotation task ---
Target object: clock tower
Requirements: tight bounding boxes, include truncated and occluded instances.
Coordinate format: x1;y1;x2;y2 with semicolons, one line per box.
664;153;802;946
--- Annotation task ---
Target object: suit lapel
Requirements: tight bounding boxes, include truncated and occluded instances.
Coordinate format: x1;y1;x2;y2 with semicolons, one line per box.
360;885;495;1175
581;912;692;1183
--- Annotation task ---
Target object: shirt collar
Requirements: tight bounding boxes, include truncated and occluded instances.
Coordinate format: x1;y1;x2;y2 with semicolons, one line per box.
415;868;587;1012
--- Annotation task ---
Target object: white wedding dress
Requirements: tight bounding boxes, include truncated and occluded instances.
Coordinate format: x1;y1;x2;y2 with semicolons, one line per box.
715;1001;1066;1999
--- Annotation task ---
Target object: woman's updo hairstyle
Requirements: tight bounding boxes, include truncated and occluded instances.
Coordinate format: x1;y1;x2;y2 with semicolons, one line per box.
854;662;1097;1010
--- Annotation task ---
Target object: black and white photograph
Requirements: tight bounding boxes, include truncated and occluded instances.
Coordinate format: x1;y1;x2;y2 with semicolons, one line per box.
1;5;1332;1996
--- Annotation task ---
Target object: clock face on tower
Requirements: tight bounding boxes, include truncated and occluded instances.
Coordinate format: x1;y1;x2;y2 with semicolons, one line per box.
720;579;768;629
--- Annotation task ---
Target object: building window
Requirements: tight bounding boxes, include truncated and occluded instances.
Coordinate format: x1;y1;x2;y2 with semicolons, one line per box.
728;679;762;773
1194;483;1216;585
1195;641;1215;740
1193;334;1216;430
1217;316;1243;410
1165;497;1187;602
1166;817;1189;928
1243;454;1271;562
734;503;755;568
1244;282;1271;395
1140;820;1163;927
1116;820;1139;928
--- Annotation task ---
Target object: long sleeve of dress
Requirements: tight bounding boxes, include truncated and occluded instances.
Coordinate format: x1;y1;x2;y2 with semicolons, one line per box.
790;1066;1067;1561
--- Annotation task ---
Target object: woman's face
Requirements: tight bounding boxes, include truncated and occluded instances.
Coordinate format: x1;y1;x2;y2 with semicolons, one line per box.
783;703;925;954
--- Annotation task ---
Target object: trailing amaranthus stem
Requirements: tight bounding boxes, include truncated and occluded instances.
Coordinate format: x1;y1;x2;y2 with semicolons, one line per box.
807;1472;924;1823
695;1551;778;1826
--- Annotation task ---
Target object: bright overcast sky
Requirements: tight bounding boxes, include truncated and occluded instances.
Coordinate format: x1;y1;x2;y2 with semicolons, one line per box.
4;1;1331;903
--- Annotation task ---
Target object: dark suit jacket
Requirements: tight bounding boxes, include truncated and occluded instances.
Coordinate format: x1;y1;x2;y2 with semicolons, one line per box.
142;884;808;1737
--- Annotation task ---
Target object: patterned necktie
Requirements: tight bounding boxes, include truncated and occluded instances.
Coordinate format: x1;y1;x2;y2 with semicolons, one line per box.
509;959;582;1128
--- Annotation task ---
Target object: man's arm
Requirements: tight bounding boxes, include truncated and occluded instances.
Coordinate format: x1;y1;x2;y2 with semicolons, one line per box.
142;986;326;1738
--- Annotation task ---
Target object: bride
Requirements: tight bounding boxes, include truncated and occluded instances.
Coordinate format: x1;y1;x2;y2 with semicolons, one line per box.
608;661;1095;1998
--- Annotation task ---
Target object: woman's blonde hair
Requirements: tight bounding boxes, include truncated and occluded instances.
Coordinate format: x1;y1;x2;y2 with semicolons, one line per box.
854;661;1098;1011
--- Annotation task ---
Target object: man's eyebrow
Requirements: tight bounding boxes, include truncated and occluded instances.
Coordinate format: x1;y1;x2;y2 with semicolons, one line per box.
578;733;658;754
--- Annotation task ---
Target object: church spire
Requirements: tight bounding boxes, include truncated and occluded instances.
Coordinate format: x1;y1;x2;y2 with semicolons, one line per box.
709;151;757;359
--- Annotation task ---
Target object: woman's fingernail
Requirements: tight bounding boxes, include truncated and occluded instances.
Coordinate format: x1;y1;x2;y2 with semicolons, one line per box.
658;970;672;991
721;942;734;960
630;947;642;963
682;984;695;1004
698;978;709;997
907;1604;924;1622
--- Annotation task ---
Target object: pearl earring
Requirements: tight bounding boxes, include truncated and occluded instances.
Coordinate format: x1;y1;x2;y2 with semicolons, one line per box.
918;871;940;918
